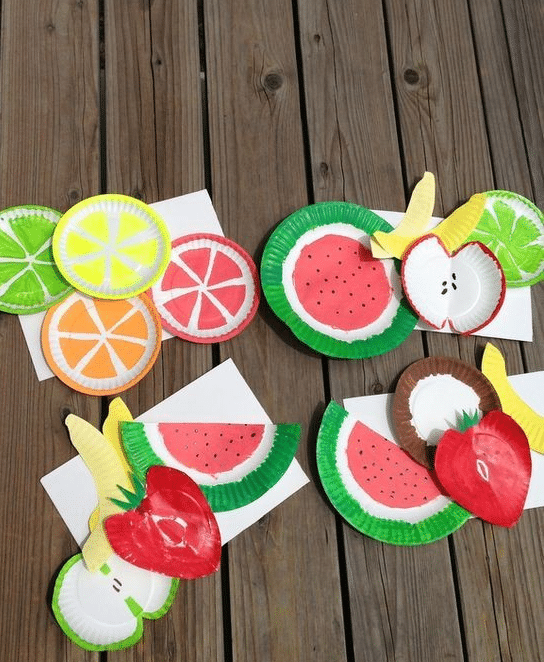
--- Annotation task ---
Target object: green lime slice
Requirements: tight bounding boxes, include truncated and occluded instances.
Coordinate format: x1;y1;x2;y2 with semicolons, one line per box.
0;205;73;314
467;190;544;287
261;202;417;358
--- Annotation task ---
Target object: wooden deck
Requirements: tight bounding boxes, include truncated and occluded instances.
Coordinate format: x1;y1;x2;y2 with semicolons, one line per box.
1;0;543;660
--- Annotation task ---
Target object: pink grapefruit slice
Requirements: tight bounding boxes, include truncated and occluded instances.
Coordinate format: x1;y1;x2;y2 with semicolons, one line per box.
149;233;260;343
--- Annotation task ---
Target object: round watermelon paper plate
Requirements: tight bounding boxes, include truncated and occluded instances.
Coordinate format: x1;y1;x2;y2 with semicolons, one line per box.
317;401;470;545
0;205;73;314
261;202;417;358
42;291;162;396
120;421;300;511
149;233;260;343
53;194;170;299
392;357;501;469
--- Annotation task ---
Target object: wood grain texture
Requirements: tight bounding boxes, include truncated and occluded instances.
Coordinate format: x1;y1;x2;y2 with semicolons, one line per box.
0;1;101;660
103;1;220;660
204;1;346;660
297;1;465;660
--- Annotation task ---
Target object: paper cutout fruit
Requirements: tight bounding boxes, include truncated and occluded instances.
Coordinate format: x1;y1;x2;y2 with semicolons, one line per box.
371;172;436;259
105;466;221;578
52;552;178;651
481;343;544;453
467;190;544;287
392;356;501;468
372;189;486;259
53;194;170;299
401;235;505;334
65;412;135;572
434;410;531;527
316;401;470;545
41;291;161;395
120;421;301;511
261;201;417;358
149;233;259;343
0;205;73;313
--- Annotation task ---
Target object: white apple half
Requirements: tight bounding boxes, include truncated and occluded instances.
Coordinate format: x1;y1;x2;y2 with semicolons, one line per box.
52;553;178;651
401;234;506;335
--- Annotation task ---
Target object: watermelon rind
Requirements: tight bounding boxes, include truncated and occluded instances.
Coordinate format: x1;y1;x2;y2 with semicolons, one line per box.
317;401;470;545
260;202;418;359
120;421;301;512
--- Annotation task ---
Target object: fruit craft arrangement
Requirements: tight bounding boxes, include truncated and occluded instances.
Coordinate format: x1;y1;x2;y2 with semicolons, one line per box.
261;172;543;358
52;398;301;650
317;344;540;544
0;194;260;395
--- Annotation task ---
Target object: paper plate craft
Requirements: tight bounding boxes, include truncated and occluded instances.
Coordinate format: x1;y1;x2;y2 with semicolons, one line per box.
52;194;170;299
467;190;544;287
316;401;470;545
120;421;301;511
392;356;501;468
482;343;544;453
64;413;135;572
260;201;418;358
0;205;73;314
105;465;222;579
371;180;486;259
434;410;531;527
149;233;259;343
41;291;161;396
52;552;178;651
401;235;506;335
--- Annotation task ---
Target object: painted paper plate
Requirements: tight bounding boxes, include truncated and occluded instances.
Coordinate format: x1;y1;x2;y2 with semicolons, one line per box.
316;401;470;545
41;291;162;395
261;202;418;358
149;233;259;343
120;421;301;511
53;194;170;299
401;235;506;335
0;205;73;314
467;190;544;287
392;356;501;468
52;553;178;651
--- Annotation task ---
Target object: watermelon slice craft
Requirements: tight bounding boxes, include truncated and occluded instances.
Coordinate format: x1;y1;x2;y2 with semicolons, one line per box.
149;233;260;343
260;202;418;358
120;421;301;512
317;401;470;545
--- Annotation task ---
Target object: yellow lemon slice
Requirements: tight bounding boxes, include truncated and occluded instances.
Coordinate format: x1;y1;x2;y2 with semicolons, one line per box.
66;413;134;572
481;343;544;454
53;194;170;299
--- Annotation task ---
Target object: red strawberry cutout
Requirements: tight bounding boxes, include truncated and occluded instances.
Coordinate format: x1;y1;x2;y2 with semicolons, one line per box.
105;466;221;578
434;410;531;527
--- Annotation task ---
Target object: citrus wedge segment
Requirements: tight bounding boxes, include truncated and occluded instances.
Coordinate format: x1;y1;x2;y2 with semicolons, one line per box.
0;205;73;313
41;291;161;395
53;194;170;299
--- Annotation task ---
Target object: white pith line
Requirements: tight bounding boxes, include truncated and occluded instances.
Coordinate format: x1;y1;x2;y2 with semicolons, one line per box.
0;235;53;298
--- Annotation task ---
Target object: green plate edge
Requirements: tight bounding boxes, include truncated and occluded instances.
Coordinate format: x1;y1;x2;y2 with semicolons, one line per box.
316;401;471;546
0;204;73;314
121;421;301;512
52;553;179;651
260;201;418;358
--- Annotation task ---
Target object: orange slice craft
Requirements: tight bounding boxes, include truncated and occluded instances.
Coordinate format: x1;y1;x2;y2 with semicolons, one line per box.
41;291;161;395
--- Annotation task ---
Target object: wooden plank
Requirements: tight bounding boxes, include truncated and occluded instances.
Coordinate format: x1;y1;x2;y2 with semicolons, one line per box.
102;1;221;660
296;1;465;660
0;1;101;660
204;1;346;660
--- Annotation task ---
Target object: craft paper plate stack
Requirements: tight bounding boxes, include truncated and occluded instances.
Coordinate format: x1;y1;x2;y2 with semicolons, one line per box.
41;194;171;395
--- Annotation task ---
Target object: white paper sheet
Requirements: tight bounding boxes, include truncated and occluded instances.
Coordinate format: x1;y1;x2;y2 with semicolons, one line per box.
374;210;533;342
41;358;309;545
343;370;544;511
21;190;224;380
